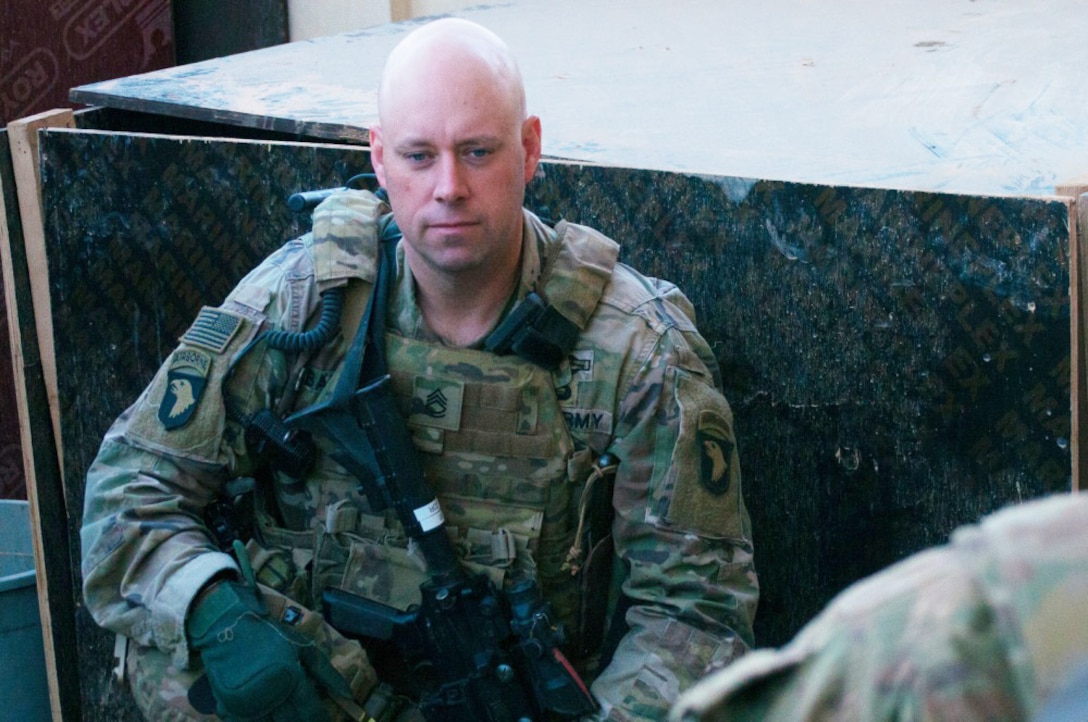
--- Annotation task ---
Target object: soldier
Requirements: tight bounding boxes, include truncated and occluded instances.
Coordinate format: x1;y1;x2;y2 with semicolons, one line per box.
670;492;1088;722
80;17;758;722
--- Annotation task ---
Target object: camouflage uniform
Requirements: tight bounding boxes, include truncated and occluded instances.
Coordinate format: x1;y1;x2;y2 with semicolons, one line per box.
671;492;1088;722
82;190;758;721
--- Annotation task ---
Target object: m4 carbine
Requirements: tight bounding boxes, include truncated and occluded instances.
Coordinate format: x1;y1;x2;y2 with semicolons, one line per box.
292;375;597;721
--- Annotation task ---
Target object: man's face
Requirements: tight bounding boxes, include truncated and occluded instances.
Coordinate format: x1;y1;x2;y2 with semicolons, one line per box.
372;58;541;280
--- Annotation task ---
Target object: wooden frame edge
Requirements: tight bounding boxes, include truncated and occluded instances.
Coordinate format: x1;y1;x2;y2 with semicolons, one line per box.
5;108;79;722
1055;177;1088;493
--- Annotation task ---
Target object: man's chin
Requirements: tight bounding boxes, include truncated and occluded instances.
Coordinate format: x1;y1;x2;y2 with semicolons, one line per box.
437;257;489;276
415;248;486;276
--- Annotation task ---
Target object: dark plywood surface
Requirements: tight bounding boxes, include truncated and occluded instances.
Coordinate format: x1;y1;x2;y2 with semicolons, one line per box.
34;129;1070;717
39;129;370;721
172;0;287;65
1;0;175;500
71;0;1088;196
0;132;24;499
527;164;1073;636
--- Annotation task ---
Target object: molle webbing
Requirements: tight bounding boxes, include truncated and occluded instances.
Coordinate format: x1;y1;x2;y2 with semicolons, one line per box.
389;366;555;459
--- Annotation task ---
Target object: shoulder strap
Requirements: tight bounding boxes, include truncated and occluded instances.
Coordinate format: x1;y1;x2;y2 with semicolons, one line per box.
485;219;619;370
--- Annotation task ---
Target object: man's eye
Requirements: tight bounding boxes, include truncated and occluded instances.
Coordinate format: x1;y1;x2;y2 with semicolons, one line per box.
403;152;431;164
467;148;492;160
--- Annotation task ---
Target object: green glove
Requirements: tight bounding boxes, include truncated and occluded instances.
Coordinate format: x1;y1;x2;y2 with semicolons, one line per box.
187;577;352;722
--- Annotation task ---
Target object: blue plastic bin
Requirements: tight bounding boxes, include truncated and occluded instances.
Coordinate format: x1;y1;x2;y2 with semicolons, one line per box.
0;500;51;721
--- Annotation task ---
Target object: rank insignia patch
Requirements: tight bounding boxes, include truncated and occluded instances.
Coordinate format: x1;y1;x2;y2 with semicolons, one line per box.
159;349;212;430
568;350;594;379
409;377;464;431
697;410;734;495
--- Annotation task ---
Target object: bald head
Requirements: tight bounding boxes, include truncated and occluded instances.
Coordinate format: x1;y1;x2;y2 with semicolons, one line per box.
369;17;542;299
378;18;527;125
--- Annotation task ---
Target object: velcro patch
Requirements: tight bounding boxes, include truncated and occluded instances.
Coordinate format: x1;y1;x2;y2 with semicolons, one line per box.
182;307;243;353
662;369;747;540
409;377;464;431
698;410;734;495
158;348;211;430
562;408;613;435
568;350;595;379
281;605;303;626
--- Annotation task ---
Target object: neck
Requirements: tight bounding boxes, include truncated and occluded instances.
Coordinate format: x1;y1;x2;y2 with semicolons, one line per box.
411;255;522;348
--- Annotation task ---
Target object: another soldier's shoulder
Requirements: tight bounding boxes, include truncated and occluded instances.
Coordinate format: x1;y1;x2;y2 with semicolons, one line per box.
947;493;1088;582
968;491;1088;545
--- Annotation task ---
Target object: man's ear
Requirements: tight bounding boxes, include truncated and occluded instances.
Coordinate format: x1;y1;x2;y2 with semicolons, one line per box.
370;125;387;188
521;115;542;183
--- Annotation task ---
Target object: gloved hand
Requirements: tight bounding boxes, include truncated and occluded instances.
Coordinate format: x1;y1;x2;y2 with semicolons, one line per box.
187;550;351;721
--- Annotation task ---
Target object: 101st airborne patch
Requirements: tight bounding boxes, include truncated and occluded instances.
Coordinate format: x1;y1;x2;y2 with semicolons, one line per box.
158;348;212;430
698;411;735;495
666;388;748;540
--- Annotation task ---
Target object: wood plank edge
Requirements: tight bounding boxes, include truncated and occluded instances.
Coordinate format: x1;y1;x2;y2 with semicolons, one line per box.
7;109;73;485
5;108;77;722
1056;179;1088;493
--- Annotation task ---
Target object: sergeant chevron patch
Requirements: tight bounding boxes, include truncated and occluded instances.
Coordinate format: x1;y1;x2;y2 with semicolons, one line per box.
410;377;464;431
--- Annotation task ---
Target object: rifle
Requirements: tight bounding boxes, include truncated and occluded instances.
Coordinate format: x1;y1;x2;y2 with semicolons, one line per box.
281;217;597;721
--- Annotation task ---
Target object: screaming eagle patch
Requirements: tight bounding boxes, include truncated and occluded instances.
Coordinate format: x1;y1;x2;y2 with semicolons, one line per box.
698;411;734;495
661;369;749;541
159;348;211;430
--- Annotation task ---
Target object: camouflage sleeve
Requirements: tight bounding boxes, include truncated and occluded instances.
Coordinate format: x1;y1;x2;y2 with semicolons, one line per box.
80;239;308;669
81;191;384;671
81;427;241;668
589;291;759;721
670;493;1088;722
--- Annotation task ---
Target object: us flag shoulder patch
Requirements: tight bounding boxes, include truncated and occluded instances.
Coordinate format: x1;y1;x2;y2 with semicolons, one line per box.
182;307;243;353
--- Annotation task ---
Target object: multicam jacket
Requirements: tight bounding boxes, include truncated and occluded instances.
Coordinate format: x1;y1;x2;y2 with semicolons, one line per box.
671;492;1088;722
82;190;758;721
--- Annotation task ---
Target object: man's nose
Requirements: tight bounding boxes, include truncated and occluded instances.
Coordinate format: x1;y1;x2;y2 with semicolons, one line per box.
433;155;469;202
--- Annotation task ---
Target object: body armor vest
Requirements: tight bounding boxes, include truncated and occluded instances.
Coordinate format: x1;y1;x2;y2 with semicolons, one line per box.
253;210;620;664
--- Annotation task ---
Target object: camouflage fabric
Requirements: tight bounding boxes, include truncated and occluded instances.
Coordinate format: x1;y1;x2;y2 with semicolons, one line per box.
670;492;1088;722
81;189;758;721
126;581;376;721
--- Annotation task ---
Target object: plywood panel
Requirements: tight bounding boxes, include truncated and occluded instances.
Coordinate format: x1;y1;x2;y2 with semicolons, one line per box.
0;125;81;721
37;129;370;721
1055;180;1088;492
70;0;1088;197
174;0;288;64
525;162;1074;643
0;144;25;499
